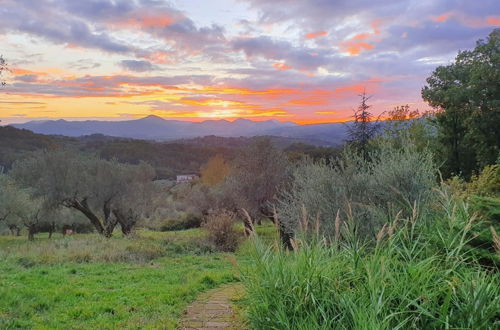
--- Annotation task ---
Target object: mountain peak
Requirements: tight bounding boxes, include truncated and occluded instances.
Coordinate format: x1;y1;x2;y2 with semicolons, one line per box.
140;115;165;121
234;118;252;123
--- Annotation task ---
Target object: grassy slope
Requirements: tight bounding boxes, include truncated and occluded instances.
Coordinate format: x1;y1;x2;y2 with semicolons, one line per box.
0;230;239;329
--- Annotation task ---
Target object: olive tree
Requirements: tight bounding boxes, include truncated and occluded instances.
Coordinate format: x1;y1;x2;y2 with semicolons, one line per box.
224;138;290;222
0;175;46;240
0;174;24;235
11;149;155;237
15;192;44;241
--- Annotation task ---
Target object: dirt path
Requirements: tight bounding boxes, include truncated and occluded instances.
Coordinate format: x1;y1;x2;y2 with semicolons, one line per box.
179;283;246;330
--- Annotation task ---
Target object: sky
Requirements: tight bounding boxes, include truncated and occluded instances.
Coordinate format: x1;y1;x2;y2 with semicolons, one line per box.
0;0;499;125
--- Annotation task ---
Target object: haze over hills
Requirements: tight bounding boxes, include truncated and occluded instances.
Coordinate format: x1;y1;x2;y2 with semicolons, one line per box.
11;115;349;146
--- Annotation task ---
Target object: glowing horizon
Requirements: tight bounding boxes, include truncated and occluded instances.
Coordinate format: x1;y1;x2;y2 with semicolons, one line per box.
0;0;498;126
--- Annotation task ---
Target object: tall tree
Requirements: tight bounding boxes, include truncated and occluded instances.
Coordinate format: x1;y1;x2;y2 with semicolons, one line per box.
346;91;380;159
422;29;500;177
225;138;290;220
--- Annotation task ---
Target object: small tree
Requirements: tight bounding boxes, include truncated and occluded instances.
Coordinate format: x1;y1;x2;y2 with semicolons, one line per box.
0;175;25;235
346;91;380;159
15;194;44;241
200;154;231;186
0;177;44;241
376;105;436;151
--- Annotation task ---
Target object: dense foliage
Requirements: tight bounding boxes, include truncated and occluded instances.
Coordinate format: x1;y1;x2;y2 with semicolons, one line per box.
277;142;436;241
422;28;500;178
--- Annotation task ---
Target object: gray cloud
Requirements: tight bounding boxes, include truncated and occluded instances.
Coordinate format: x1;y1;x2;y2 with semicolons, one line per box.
119;60;157;72
231;36;331;70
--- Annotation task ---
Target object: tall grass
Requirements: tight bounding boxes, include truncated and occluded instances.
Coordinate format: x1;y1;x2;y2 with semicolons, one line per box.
0;229;216;265
243;187;500;329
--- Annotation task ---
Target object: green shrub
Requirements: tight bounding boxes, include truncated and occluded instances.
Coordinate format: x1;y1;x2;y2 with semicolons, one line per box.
202;209;240;252
444;165;500;267
277;141;437;240
160;213;202;231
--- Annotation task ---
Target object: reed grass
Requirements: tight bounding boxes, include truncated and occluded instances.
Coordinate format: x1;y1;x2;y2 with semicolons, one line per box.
242;187;500;329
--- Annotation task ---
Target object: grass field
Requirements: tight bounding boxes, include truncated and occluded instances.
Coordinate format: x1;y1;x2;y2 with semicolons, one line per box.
0;229;243;329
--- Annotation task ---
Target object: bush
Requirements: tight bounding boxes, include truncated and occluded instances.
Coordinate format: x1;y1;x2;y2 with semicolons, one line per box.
277;141;437;240
160;213;202;231
444;165;500;267
202;210;239;252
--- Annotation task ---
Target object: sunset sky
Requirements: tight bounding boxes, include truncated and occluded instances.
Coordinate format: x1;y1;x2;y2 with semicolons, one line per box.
1;0;499;125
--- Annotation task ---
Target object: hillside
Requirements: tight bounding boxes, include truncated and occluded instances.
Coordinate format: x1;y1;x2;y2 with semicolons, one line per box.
0;127;340;178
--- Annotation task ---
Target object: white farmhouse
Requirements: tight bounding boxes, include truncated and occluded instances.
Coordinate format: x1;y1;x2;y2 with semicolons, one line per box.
176;174;200;183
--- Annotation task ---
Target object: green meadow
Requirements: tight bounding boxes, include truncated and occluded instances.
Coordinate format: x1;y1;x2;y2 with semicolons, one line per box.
0;229;242;329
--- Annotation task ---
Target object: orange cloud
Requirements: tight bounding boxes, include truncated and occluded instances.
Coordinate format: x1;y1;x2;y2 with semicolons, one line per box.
273;62;292;71
11;68;48;76
144;50;174;64
431;12;500;27
334;83;368;94
432;12;454;22
305;31;328;39
341;20;382;55
287;98;327;106
486;16;500;26
109;9;180;28
352;33;370;41
341;41;375;56
315;111;337;115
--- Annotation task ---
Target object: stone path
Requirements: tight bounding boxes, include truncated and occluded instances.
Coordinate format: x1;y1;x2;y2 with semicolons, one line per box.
179;283;247;330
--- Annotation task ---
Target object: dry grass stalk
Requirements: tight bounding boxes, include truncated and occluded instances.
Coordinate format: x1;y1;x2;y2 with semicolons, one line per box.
241;208;255;236
463;213;478;234
300;204;308;233
334;210;341;242
490;226;500;255
290;238;300;251
315;211;321;238
410;200;418;223
376;223;388;244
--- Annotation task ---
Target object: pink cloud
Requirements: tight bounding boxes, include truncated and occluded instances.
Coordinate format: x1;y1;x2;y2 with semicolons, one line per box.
305;31;328;39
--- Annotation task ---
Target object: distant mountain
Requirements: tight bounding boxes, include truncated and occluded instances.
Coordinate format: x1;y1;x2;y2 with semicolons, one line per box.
11;116;348;145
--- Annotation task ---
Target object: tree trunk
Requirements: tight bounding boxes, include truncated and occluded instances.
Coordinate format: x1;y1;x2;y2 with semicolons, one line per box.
69;198;106;235
8;224;20;236
48;222;55;239
241;208;255;236
103;218;118;238
27;226;35;241
120;223;133;236
112;209;136;236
